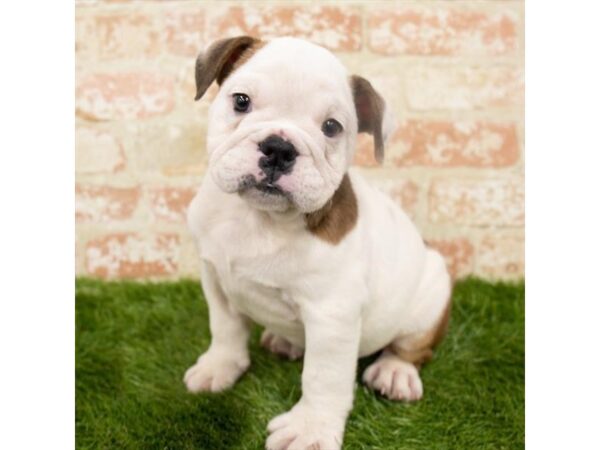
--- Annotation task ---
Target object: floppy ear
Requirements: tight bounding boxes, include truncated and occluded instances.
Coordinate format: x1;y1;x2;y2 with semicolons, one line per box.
350;75;395;164
194;36;261;101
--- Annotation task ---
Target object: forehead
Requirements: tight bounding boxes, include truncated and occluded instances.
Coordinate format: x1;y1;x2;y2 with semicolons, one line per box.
226;37;351;101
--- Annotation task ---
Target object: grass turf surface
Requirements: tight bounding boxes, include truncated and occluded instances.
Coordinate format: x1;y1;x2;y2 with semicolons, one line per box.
76;278;524;450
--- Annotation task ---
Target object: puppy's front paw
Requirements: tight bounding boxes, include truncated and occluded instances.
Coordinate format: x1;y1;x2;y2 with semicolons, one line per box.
362;353;423;402
260;330;304;361
183;348;249;393
266;403;344;450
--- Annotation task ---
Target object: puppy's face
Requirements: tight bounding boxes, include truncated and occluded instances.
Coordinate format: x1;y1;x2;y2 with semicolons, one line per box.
195;36;392;214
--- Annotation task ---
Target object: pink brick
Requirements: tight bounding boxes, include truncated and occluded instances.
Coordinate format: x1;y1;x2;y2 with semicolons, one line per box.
427;238;475;279
75;127;125;174
477;232;524;279
85;233;179;278
369;8;517;56
164;8;205;56
405;66;523;110
390;180;419;217
355;120;519;168
428;177;524;226
393;120;519;167
76;73;175;120
76;185;140;222
372;179;420;218
353;133;379;167
148;187;197;223
207;5;361;51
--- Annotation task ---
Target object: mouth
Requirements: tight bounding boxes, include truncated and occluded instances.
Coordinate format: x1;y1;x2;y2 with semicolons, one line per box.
238;175;287;197
254;182;285;196
236;175;293;212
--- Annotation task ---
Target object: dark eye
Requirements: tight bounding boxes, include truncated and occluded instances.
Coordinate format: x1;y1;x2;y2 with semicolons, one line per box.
232;93;251;113
322;118;343;138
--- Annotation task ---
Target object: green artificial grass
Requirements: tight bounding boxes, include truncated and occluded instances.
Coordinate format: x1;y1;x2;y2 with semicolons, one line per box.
76;277;524;450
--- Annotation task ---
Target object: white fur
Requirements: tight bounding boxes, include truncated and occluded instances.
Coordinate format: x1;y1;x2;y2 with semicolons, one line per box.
185;37;451;450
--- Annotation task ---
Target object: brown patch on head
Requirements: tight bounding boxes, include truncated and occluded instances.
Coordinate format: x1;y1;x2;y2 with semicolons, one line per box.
194;35;263;101
305;174;358;245
350;75;386;164
388;289;453;368
229;39;265;74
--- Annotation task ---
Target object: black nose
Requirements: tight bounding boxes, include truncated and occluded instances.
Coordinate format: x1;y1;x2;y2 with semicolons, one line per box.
258;135;298;182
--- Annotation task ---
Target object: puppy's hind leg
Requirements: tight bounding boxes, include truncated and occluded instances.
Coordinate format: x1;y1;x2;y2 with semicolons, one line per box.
362;298;451;402
364;249;452;401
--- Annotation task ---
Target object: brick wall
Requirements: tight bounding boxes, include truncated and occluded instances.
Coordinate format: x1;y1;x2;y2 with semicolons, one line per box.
75;0;524;281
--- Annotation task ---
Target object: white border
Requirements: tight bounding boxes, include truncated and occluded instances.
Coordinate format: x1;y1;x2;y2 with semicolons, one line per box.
527;1;600;448
2;0;600;448
0;1;74;449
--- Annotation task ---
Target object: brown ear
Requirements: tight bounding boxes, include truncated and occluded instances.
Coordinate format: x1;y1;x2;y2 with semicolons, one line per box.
194;36;260;101
350;75;386;164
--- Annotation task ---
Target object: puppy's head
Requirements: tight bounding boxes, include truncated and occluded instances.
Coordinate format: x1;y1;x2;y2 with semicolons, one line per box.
195;36;394;213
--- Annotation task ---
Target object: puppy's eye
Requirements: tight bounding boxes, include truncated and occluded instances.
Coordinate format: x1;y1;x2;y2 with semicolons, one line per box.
322;118;343;138
232;93;251;113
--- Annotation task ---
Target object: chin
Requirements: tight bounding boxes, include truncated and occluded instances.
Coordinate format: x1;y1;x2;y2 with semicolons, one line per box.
239;186;293;212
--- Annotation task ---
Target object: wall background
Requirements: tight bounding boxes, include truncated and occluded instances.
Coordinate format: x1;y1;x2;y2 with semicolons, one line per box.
75;0;524;280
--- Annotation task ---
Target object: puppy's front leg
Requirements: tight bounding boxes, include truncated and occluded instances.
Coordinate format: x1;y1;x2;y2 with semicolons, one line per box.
266;298;361;450
184;260;251;393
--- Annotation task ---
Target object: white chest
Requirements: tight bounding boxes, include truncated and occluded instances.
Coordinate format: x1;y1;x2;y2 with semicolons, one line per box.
199;218;308;345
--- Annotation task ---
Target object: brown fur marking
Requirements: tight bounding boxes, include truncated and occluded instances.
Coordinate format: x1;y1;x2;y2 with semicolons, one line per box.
305;174;358;245
194;35;263;101
350;75;386;164
389;288;453;368
230;40;265;74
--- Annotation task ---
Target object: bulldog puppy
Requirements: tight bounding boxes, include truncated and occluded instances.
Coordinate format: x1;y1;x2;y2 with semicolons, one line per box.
184;36;452;450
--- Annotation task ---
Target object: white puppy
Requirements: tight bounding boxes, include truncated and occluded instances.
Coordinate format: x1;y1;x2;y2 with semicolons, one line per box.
184;36;452;450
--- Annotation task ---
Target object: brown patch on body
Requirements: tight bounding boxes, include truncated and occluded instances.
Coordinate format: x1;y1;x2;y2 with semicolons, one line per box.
388;289;453;368
305;174;358;245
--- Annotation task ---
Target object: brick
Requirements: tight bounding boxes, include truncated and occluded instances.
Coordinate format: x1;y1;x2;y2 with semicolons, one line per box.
177;232;203;277
76;185;140;222
405;66;523;110
356;120;520;168
94;13;161;59
164;8;205;56
392;120;519;167
75;127;125;173
75;14;97;58
372;179;420;218
369;8;517;56
427;238;475;279
148;187;197;223
476;232;524;279
353;133;379;167
390;180;419;217
132;121;206;175
75;233;86;277
76;73;175;120
428;177;524;226
86;233;179;278
207;5;361;51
